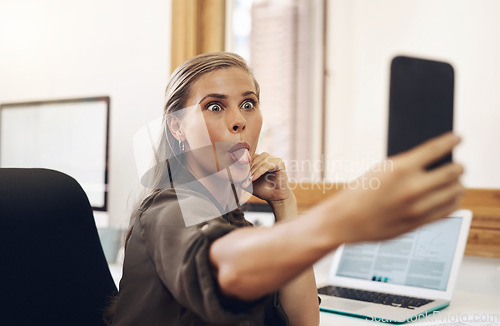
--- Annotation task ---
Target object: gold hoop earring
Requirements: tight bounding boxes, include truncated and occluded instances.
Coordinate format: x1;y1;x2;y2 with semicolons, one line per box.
179;140;185;152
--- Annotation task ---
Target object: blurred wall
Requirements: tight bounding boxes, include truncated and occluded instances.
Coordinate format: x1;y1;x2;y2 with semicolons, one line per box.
326;0;500;188
0;0;171;226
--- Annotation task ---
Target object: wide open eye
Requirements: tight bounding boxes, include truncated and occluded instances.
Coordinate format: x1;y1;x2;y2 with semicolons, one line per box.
207;103;223;112
241;101;255;111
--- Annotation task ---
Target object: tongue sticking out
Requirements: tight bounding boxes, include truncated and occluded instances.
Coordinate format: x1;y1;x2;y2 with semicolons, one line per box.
232;148;251;164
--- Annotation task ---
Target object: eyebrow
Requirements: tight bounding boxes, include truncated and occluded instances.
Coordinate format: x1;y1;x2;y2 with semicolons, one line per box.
242;91;258;98
198;91;258;104
199;94;227;104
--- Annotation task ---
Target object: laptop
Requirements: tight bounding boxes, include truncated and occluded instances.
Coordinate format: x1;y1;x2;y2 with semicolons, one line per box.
318;209;472;324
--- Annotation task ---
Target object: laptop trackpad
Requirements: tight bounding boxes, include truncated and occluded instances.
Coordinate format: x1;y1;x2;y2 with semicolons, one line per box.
326;299;371;312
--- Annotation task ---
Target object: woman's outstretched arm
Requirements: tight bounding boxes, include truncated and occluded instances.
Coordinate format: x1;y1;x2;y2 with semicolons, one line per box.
208;189;349;301
210;132;464;306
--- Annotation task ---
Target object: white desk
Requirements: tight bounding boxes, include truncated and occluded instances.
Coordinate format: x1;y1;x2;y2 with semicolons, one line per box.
314;254;500;325
109;255;500;325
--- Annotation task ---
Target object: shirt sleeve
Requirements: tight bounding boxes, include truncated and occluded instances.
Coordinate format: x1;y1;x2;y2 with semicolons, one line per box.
137;190;274;325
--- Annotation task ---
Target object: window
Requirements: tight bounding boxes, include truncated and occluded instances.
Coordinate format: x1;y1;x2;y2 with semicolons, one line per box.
227;0;325;181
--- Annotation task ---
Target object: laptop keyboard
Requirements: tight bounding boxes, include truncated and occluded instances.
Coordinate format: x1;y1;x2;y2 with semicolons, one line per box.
318;286;434;309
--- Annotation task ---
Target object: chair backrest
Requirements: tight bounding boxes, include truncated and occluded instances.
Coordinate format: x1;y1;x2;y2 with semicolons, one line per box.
0;168;118;326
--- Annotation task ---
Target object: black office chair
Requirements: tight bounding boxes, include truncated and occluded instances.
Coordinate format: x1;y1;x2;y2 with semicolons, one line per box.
0;168;118;326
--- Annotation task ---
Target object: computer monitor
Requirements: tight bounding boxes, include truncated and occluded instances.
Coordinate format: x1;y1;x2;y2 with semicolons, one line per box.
0;96;110;211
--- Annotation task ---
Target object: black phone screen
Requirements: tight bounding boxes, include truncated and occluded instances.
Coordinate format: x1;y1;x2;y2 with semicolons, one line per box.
388;56;454;169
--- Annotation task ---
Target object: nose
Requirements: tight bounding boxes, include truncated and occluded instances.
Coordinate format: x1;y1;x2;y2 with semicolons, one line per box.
228;108;246;133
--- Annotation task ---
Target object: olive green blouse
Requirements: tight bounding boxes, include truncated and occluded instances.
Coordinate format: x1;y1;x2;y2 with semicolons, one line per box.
112;184;289;325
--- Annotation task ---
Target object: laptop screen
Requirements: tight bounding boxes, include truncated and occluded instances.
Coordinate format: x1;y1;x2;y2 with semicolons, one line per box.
336;217;462;291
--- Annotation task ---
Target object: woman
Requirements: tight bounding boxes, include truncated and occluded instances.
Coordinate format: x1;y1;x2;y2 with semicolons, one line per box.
110;52;464;325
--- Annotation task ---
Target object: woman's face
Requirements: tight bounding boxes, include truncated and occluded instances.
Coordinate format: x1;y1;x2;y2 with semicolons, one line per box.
179;67;262;185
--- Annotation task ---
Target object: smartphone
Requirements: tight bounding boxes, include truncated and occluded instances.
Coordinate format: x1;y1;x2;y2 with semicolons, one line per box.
388;55;454;169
